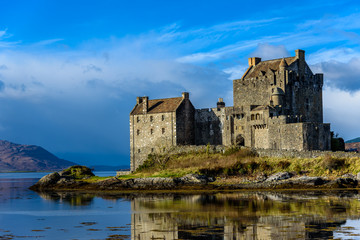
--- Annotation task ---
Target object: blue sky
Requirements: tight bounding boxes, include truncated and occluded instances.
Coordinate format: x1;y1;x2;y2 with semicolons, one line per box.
1;0;360;166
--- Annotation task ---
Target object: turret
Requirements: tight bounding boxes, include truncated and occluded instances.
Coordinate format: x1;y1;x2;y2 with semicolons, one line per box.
271;87;285;106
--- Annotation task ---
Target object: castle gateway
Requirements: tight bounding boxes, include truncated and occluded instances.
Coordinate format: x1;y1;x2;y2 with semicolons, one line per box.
130;49;331;171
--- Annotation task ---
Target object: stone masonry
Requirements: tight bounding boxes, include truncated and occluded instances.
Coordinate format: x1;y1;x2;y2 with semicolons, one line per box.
129;49;331;171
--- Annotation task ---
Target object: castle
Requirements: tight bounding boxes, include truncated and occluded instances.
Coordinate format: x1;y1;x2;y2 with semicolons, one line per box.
129;49;331;171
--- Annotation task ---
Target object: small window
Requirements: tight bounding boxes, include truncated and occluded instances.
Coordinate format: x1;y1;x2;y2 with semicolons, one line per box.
242;126;244;130
162;115;165;121
137;116;140;123
136;129;140;135
150;116;153;122
151;148;154;153
138;149;141;153
150;129;153;134
162;128;165;134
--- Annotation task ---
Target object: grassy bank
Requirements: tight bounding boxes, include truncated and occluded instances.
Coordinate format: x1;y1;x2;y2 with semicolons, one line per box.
123;147;360;180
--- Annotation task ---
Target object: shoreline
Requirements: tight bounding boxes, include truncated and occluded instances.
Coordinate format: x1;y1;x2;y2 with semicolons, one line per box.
29;171;360;193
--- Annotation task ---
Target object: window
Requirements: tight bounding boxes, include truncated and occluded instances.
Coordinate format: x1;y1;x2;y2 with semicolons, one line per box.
162;128;165;134
136;129;140;135
150;129;153;134
251;114;255;120
150;116;153;122
136;116;140;123
138;149;141;153
151;148;154;153
162;115;165;121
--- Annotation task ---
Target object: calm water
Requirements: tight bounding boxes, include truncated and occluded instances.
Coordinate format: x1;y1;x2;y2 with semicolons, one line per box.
1;173;360;239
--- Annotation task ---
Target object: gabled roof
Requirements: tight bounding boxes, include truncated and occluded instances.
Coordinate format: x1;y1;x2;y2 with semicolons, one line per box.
242;57;297;79
130;97;184;115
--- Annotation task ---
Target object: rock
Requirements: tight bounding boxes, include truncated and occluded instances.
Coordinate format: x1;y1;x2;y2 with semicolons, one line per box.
325;177;358;188
357;172;360;180
255;173;267;183
342;173;356;179
37;172;61;185
265;172;293;182
176;174;211;184
292;176;326;186
58;165;94;179
122;177;176;189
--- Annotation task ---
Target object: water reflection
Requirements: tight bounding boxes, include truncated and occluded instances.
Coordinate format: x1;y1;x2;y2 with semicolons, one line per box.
37;191;360;239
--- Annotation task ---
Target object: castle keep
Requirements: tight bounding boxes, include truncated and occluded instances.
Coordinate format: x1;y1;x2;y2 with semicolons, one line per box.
130;49;331;171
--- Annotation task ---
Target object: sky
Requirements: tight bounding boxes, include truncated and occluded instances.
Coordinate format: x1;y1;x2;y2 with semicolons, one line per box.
1;0;360;166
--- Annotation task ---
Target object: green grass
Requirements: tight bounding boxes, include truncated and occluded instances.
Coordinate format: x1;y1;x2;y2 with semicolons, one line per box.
130;147;360;179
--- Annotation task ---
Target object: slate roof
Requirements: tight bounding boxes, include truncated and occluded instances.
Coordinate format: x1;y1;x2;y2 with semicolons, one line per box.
243;57;297;79
130;97;184;115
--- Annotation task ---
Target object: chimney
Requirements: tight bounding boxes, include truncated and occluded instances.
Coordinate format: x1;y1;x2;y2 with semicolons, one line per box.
295;49;305;61
248;57;261;66
136;97;142;104
217;98;225;109
295;49;305;76
182;92;189;99
142;96;149;113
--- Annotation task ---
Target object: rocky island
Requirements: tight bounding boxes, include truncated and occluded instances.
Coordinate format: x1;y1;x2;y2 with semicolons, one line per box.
30;147;360;192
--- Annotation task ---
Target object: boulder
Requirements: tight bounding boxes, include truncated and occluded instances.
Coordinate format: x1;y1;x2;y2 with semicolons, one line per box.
325;177;358;188
176;174;211;185
265;172;293;182
292;176;326;186
342;173;356;179
37;172;61;186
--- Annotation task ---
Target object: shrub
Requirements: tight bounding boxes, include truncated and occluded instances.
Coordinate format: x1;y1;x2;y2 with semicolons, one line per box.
137;154;156;171
323;155;346;171
247;161;259;173
278;160;291;169
223;146;240;156
259;161;271;171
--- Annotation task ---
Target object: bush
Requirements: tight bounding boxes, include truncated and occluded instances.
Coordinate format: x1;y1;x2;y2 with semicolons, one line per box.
323;155;346;171
137;154;156;171
223;146;240;156
278;160;291;169
247;161;259;173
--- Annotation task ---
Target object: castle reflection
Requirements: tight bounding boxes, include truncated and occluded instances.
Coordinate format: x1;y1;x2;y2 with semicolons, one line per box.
36;190;360;239
130;191;360;240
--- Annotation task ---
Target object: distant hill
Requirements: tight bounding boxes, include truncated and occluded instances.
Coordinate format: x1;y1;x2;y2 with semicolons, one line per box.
345;137;360;143
0;140;76;172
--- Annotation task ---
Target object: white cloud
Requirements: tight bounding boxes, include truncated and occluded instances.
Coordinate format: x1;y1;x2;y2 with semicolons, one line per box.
250;43;290;60
323;87;360;140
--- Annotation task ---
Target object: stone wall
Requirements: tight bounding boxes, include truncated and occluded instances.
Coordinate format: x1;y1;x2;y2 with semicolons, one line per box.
256;148;360;159
194;108;223;145
130;112;176;171
176;98;195;145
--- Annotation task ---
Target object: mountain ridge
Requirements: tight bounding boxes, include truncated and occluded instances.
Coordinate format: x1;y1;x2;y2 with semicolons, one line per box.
346;137;360;143
0;140;76;172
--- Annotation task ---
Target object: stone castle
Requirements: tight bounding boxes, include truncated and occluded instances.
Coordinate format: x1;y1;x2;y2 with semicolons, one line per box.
130;49;331;171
